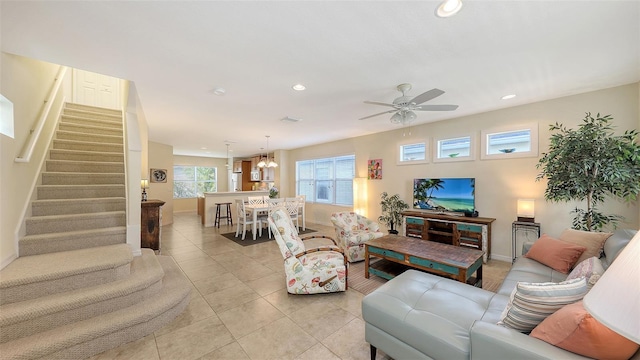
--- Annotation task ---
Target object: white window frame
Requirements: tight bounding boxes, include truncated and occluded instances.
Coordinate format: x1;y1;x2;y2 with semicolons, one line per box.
173;165;218;199
295;155;355;206
397;139;429;165
481;123;539;160
433;134;476;163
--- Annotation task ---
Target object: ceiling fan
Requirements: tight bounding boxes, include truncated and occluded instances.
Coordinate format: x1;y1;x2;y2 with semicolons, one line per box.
359;83;458;125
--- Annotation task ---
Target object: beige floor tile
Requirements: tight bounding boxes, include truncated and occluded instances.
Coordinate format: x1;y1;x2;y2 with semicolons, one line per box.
331;289;365;318
192;272;243;296
237;317;317;360
262;289;324;315
155;317;235;360
171;249;212;262
295;343;341;360
203;283;261;313
176;256;220;271
200;243;238;256
217;298;285;339
229;261;277;282
87;333;158;360
155;295;217;337
288;302;356;341
165;244;204;256
197;341;250;360
321;318;374;360
245;272;286;296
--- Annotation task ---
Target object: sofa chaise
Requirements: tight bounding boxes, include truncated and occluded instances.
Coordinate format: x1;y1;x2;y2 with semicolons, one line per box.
362;228;638;360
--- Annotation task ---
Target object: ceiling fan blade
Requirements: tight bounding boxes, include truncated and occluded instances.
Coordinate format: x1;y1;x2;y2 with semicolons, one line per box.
409;88;445;105
358;109;396;120
415;104;459;111
364;100;396;108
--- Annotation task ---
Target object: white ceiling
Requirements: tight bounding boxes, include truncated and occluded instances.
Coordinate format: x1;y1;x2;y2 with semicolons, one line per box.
2;1;639;158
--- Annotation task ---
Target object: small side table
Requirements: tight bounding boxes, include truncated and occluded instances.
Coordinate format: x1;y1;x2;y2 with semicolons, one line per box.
512;221;541;263
141;199;165;251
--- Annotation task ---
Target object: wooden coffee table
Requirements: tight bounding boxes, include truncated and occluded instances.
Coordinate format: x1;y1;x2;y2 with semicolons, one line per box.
365;234;484;287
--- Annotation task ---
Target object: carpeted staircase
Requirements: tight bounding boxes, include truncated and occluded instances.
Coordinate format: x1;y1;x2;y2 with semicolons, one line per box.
0;103;191;359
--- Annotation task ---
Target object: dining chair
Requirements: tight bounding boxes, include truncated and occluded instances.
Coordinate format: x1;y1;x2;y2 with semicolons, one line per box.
296;194;306;231
284;197;300;231
247;196;264;205
235;199;263;240
266;198;284;238
268;206;347;294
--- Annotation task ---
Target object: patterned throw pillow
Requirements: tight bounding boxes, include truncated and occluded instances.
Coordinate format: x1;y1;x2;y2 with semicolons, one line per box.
565;256;605;289
498;277;588;333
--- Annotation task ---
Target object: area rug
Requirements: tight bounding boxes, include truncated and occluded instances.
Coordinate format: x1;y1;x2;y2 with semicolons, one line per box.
348;259;508;295
221;228;317;246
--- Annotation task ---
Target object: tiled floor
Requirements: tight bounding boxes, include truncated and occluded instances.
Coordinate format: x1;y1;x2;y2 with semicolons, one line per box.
92;212;392;360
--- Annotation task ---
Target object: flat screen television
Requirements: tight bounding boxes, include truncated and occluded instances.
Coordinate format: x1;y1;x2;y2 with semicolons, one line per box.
413;178;475;213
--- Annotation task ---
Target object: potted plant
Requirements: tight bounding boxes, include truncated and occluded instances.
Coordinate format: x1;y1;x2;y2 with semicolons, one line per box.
378;192;409;234
536;113;640;231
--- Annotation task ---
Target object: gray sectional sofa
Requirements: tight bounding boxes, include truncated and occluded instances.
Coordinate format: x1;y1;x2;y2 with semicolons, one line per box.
362;228;637;360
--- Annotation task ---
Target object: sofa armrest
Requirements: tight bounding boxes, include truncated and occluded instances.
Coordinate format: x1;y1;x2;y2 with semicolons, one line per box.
470;321;589;360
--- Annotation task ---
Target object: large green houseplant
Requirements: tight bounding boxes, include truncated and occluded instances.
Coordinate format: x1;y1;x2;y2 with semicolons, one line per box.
536;113;640;231
378;192;409;234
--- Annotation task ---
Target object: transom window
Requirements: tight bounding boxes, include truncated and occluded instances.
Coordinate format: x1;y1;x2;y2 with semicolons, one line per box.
173;166;217;198
398;140;428;164
481;123;538;159
296;155;355;206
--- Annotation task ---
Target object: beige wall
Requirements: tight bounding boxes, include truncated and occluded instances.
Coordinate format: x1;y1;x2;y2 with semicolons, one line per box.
287;83;640;262
148;141;174;225
0;53;69;266
172;154;229;213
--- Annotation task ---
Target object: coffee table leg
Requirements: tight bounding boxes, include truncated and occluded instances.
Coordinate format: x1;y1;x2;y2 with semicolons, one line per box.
365;245;370;279
477;263;483;287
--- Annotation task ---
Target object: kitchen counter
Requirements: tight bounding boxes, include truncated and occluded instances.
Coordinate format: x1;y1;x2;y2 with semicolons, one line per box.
202;191;269;227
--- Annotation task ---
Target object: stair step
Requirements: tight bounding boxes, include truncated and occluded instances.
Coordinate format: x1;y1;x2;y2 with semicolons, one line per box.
0;244;133;306
0;250;164;343
0;256;191;360
19;227;126;256
37;184;125;199
52;139;123;153
32;198;125;216
58;122;123;137
65;103;122;117
25;211;126;235
46;159;124;173
56;130;123;144
41;172;125;186
49;149;123;163
60;114;122;129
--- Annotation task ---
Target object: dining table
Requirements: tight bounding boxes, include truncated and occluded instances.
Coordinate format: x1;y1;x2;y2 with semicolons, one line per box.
244;203;269;240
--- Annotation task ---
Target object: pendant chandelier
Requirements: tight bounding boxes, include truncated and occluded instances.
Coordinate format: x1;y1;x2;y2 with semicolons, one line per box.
257;135;278;168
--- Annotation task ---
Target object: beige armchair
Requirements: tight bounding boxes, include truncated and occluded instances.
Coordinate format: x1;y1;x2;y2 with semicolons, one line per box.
330;212;384;262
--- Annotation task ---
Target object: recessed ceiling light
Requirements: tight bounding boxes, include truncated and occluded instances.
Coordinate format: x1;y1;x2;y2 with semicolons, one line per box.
292;84;306;91
213;87;226;96
501;94;517;100
281;116;302;123
436;0;463;18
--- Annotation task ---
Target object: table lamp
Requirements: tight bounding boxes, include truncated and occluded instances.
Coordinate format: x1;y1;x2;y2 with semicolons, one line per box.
141;179;149;202
516;199;535;222
583;231;640;344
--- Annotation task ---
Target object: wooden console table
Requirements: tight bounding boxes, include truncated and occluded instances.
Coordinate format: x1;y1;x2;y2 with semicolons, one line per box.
141;199;165;251
401;210;495;262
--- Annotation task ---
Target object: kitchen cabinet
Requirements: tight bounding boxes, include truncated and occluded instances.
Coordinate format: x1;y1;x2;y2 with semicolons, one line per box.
241;161;253;190
232;160;242;173
262;167;275;181
251;156;259;170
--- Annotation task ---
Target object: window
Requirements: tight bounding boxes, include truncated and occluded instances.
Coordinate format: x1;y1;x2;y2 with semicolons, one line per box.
481;123;539;159
398;140;428;165
173;166;217;198
296;155;355;206
434;135;475;162
0;94;14;138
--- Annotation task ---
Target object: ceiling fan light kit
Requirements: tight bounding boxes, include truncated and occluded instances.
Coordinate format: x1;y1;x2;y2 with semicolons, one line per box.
360;83;459;125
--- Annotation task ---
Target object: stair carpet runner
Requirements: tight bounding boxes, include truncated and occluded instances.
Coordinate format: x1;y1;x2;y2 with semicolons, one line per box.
0;103;190;359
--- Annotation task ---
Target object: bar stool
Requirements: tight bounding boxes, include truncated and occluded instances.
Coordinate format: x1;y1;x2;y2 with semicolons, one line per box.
214;202;233;228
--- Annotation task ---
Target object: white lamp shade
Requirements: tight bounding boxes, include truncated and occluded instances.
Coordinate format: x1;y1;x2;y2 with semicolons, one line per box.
583;231;640;343
141;179;149;189
517;199;535;218
353;177;368;217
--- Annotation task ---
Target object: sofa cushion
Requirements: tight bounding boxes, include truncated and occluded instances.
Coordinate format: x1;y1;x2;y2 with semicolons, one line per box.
524;234;586;274
559;229;612;266
531;301;640;360
565;256;605;289
498;277;588;333
602;229;636;267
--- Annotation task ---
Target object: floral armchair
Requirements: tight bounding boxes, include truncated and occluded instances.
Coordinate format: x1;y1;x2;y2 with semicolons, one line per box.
269;207;347;294
330;212;384;262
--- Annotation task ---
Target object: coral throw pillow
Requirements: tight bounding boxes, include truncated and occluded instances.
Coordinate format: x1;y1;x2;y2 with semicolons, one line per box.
531;301;640;360
559;229;612;266
525;234;587;274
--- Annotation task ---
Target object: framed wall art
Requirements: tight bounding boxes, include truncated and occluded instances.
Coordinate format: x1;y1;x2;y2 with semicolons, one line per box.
150;168;168;183
368;159;382;180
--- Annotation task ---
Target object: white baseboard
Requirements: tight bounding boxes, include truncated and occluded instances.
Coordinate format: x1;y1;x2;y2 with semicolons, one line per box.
490;254;512;263
1;252;18;270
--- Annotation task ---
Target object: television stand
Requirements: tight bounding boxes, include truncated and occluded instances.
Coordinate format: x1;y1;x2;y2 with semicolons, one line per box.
401;210;496;262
